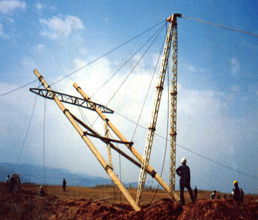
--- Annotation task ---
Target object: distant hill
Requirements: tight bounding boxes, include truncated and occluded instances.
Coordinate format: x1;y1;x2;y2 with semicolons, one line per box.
0;163;113;187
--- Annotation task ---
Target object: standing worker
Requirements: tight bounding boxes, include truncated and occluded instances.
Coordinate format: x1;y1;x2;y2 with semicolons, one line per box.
4;175;10;192
232;180;241;201
210;190;216;199
194;186;198;200
63;178;66;192
176;158;195;206
240;188;244;203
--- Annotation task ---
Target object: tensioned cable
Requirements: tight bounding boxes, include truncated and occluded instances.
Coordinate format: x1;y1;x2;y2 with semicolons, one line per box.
113;111;258;180
89;23;166;127
0;79;37;98
148;56;170;205
182;15;258;38
12;91;38;173
91;22;166;98
105;24;166;107
131;24;167;141
50;20;166;87
43;98;46;185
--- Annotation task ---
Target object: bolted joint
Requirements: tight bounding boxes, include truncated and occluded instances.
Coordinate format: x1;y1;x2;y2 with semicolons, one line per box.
104;165;112;172
170;132;177;136
170;91;178;95
148;126;156;131
150;170;157;178
156;85;163;91
63;108;70;114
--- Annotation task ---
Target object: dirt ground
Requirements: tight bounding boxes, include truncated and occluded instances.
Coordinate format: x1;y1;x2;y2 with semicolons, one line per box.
0;183;257;219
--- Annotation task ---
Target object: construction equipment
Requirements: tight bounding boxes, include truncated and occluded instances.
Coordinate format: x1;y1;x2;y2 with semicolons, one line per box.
30;13;181;211
136;13;181;204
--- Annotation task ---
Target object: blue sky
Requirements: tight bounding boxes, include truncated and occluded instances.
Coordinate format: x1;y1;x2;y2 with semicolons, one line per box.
0;0;257;195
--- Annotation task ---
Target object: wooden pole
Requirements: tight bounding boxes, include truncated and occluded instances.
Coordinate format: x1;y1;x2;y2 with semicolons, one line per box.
73;82;180;202
33;69;140;211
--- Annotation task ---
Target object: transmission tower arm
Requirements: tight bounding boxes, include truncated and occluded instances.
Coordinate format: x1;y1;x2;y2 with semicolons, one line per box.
136;14;181;205
30;88;114;114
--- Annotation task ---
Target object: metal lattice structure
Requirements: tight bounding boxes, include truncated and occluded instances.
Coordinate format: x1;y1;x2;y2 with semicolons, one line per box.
29;88;114;114
30;14;181;211
169;15;179;198
136;14;181;204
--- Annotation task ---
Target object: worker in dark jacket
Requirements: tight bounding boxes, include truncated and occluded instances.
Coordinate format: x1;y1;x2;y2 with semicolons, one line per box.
176;158;195;206
232;180;241;201
63;178;66;192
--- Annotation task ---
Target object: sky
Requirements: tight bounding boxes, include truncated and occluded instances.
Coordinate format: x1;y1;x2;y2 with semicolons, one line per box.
0;0;257;196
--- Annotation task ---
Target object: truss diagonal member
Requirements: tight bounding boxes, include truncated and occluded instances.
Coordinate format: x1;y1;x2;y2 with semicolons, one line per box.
32;69;140;212
29;88;114;114
73;82;179;202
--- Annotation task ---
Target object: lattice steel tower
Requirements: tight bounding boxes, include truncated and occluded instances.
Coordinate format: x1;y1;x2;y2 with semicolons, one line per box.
136;13;181;205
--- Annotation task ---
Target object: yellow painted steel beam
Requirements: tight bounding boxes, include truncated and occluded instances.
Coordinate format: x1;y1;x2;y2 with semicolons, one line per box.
33;69;140;211
73;82;180;202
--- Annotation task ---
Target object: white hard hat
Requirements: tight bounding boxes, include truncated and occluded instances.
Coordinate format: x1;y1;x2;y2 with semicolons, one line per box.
181;158;187;164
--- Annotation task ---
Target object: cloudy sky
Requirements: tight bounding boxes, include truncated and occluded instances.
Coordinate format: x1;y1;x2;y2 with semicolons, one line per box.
0;0;257;195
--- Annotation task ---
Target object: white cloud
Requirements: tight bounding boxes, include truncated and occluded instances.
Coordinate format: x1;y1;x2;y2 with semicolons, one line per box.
230;57;240;75
0;0;25;14
34;2;43;10
40;15;84;39
0;23;9;38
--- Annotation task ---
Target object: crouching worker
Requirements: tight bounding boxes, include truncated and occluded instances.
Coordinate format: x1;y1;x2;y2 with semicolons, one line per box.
39;186;45;197
176;158;195;206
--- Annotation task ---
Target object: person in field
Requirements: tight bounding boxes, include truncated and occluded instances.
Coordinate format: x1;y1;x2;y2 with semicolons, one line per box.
9;174;16;195
194;186;198;200
240;188;244;203
39;186;45;197
232;180;241;201
176;158;195;206
4;175;10;192
63;178;66;192
210;190;216;199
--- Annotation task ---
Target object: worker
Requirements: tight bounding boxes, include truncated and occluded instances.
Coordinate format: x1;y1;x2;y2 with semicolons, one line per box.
240;188;244;203
39;186;45;197
9;174;16;195
194;186;198;200
176;158;195;206
63;178;66;192
210;190;216;199
232;180;241;201
4;175;10;192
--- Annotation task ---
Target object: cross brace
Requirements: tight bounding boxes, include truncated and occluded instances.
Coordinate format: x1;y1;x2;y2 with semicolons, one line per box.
29;88;114;114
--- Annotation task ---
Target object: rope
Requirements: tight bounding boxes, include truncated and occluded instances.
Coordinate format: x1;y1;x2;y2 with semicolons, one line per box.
148;57;170;205
91;21;167;98
12;91;38;173
113;111;258;180
131;24;167;141
0;79;37;98
105;24;166;106
43;98;46;185
90;23;166;127
50;20;166;87
182;15;258;38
